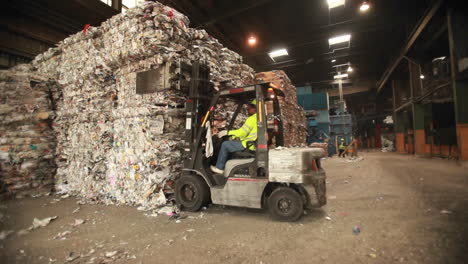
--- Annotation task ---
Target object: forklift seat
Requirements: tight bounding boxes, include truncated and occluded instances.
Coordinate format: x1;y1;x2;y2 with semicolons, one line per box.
231;140;256;159
231;149;255;159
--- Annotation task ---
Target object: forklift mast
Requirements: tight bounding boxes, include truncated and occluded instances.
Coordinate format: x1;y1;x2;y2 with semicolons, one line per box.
183;62;215;169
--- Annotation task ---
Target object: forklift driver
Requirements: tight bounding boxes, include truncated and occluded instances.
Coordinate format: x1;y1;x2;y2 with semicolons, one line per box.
210;100;258;174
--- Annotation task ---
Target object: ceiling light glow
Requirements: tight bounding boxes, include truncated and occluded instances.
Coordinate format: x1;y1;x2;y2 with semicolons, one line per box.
331;59;336;63
248;36;257;46
329;34;351;45
327;0;345;9
268;49;288;58
347;66;353;72
360;2;370;12
420;75;425;79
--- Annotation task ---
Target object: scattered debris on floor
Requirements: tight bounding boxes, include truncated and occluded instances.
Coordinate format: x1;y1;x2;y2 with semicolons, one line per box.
0;230;14;240
381;137;395;152
17;229;30;236
353;226;361;235
169;212;187;223
144;212;159;218
345;157;364;162
13;215;59;237
65;252;80;262
71;219;85;227
188;212;205;219
105;251;118;258
156;206;174;216
53;230;71;240
32;216;57;229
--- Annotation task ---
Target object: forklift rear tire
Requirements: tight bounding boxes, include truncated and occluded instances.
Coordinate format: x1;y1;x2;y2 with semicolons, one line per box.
267;187;304;222
175;175;210;212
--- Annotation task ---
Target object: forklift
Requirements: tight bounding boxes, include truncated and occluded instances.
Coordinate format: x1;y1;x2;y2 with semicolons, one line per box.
174;63;327;221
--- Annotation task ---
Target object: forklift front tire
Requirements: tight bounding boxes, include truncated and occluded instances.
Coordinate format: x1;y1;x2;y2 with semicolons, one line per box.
175;175;210;212
267;187;304;222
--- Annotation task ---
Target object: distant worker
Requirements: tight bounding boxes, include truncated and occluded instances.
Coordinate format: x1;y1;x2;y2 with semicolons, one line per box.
210;100;257;174
348;138;359;157
338;138;347;158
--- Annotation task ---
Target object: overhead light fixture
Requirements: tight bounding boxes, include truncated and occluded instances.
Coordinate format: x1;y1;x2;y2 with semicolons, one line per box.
268;48;288;59
347;66;353;72
305;58;314;64
359;2;370;12
432;56;446;61
334;73;349;79
248;36;257;46
329;34;351;45
331;59;336;63
420;74;425;79
327;0;345;9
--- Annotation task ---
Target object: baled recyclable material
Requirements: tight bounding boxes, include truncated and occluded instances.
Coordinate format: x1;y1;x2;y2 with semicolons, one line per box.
0;69;58;198
255;70;307;147
2;2;305;207
26;1;255;207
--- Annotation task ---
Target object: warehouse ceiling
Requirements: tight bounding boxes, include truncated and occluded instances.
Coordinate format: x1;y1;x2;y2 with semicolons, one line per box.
163;0;432;91
2;0;433;94
0;0;117;65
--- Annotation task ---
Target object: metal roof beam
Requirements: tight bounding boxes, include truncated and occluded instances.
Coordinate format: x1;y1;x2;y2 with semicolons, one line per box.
376;0;444;94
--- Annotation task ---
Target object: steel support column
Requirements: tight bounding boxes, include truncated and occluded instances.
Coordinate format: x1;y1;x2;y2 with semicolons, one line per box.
408;61;426;156
393;80;407;153
112;0;122;11
448;3;468;161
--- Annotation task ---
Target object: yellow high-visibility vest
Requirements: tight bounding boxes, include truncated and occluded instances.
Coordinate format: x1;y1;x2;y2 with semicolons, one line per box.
339;143;346;150
228;113;257;150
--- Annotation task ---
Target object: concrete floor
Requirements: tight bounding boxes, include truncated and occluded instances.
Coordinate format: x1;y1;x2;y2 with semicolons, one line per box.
1;152;468;264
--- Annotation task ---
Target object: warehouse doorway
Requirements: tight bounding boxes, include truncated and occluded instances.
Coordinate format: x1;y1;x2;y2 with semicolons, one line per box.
430;102;457;157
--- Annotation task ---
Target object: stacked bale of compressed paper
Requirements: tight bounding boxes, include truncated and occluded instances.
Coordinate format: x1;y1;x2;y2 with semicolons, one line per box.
256;70;307;147
35;2;192;206
26;1;255;208
103;55;187;206
187;29;254;88
2;3;259;205
0;69;58;198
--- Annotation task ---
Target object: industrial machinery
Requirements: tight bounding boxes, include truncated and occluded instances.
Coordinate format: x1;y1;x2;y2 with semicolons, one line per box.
174;63;327;221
